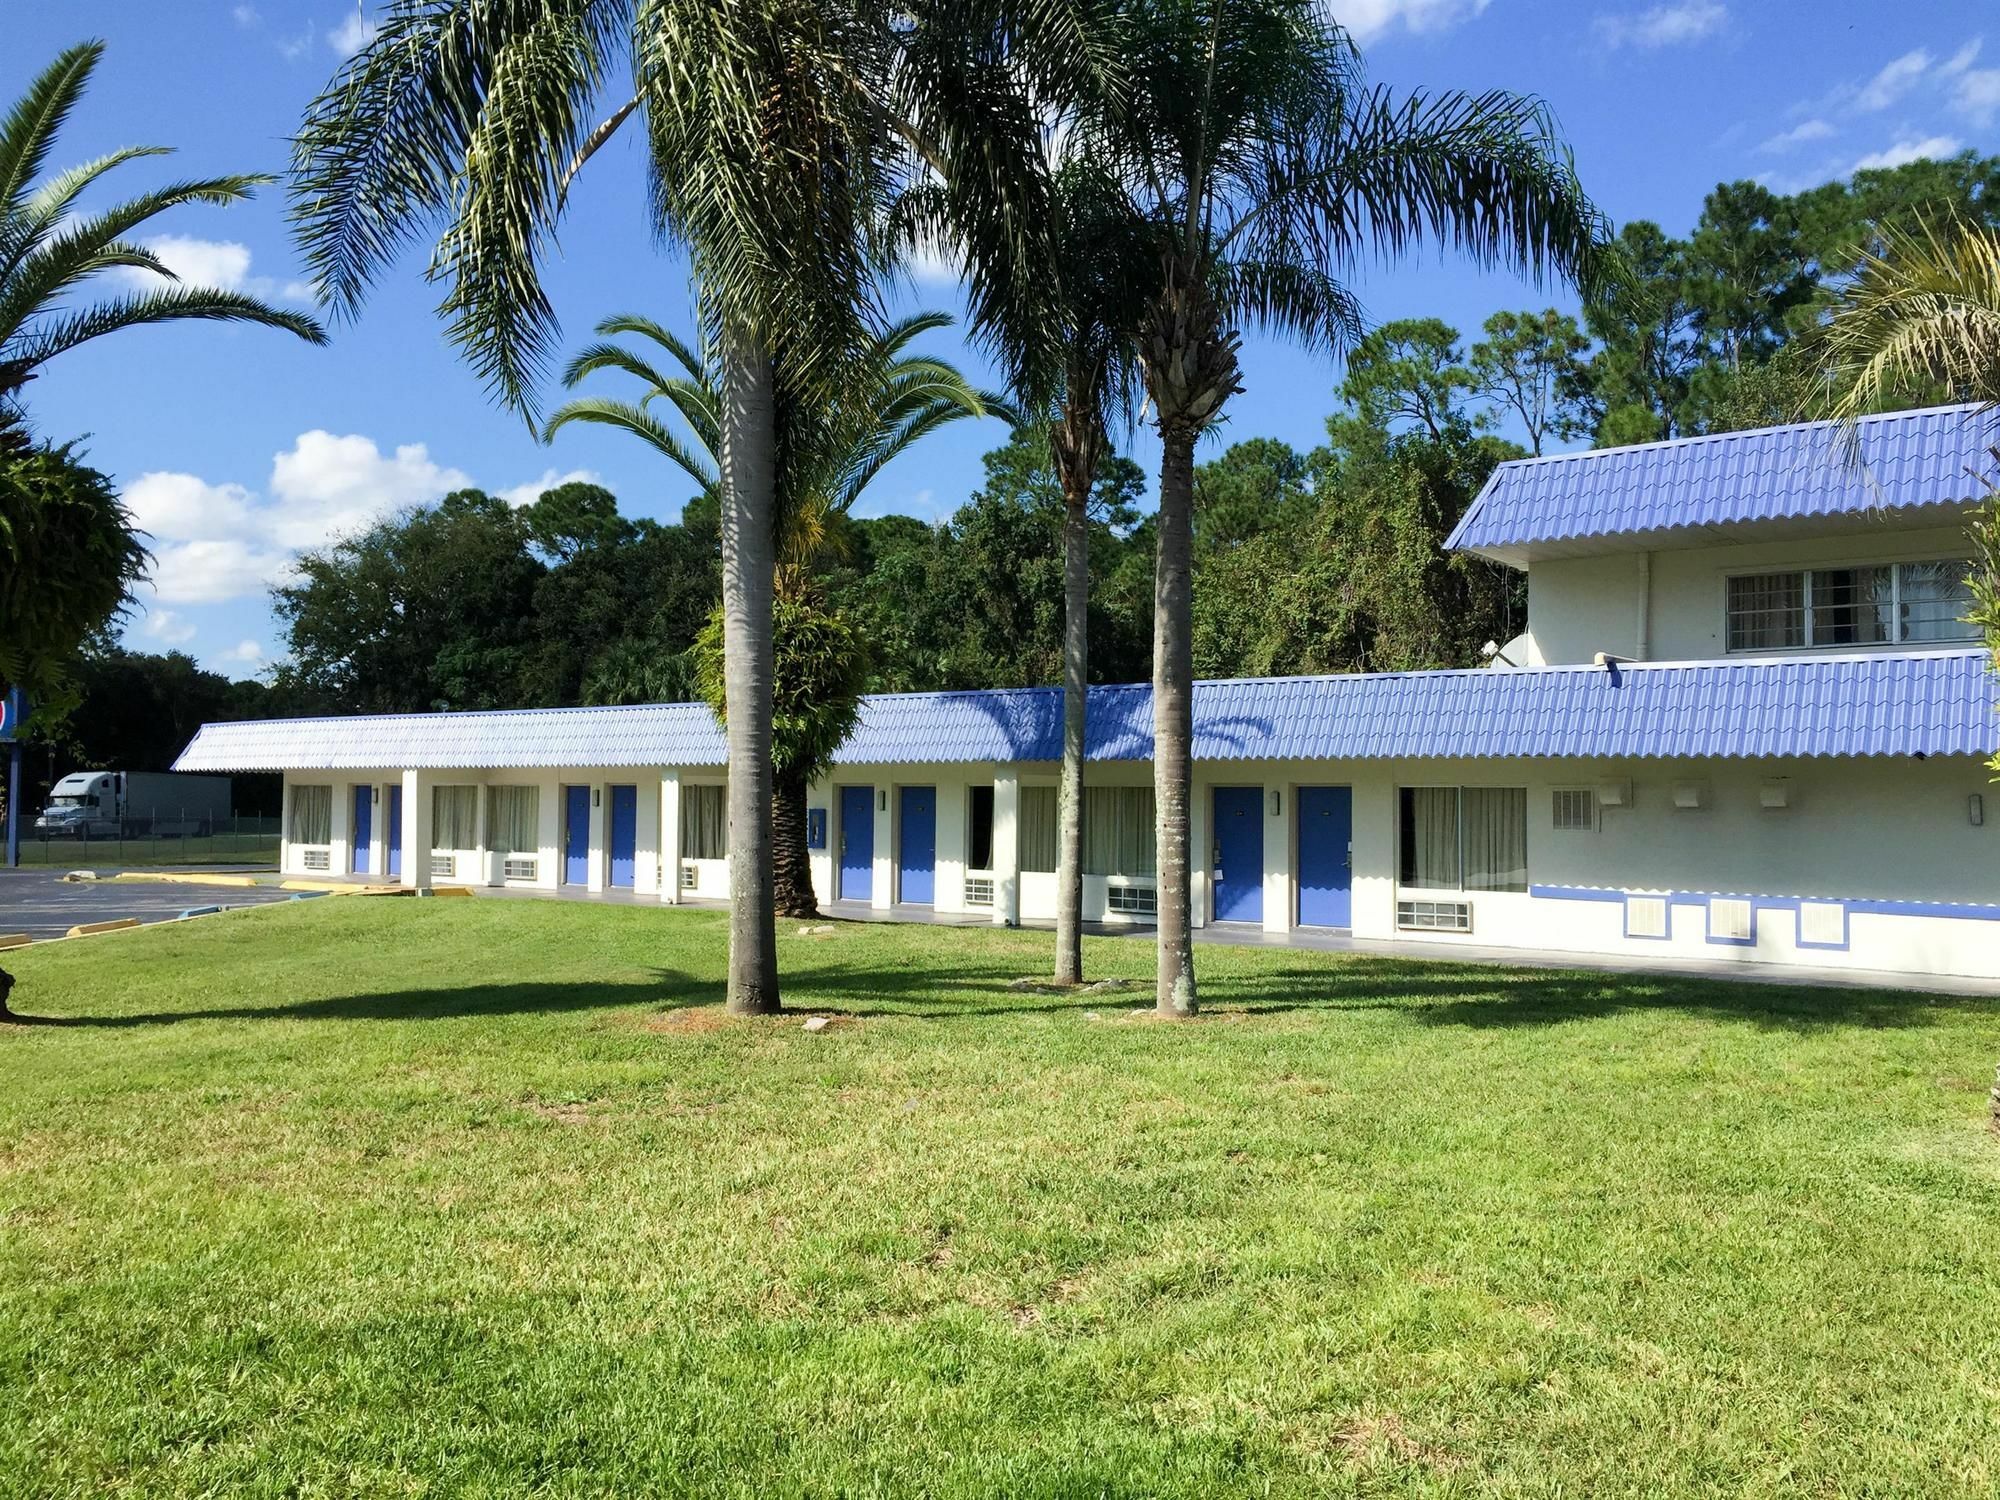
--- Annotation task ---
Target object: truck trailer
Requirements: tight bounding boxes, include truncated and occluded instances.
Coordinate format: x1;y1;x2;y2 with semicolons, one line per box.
34;770;233;838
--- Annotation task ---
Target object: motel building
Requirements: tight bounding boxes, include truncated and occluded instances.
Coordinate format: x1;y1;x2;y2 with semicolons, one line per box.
177;404;2000;984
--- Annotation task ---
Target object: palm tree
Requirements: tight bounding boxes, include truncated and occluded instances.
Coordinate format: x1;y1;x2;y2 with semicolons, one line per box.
1823;217;2000;419
291;0;1092;1015
1;40;324;411
546;309;1014;913
1084;0;1610;1017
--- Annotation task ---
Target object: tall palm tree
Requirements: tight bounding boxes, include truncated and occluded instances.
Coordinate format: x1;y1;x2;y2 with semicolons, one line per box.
1823;217;2000;419
292;0;1093;1015
1;40;324;411
546;309;1014;913
1084;0;1610;1017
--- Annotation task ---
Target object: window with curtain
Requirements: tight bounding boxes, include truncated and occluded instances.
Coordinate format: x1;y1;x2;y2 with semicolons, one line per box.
433;785;479;850
1726;560;1973;650
966;785;995;871
490;786;538;856
681;784;727;859
1083;787;1156;877
289;784;331;845
1399;786;1526;893
1462;787;1527;892
1019;786;1058;873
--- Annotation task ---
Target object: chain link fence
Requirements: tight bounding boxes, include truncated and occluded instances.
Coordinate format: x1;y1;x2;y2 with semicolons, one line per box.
12;812;281;868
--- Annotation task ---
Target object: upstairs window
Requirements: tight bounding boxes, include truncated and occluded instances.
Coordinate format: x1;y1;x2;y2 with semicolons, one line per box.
1726;561;1973;652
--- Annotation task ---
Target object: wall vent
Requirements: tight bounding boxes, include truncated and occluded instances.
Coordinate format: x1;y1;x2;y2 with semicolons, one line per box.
1625;895;1669;939
1398;899;1471;932
1709;898;1754;942
1107;884;1157;915
503;857;537;881
430;854;454;880
964;875;995;907
1798;901;1846;948
679;865;697;891
301;848;331;872
1552;788;1596;831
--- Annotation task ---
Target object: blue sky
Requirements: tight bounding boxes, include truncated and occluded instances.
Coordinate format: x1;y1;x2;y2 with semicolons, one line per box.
10;1;1999;679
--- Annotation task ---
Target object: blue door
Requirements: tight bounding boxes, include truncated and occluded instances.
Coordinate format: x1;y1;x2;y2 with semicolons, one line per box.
351;785;373;874
1297;786;1353;929
1212;786;1265;923
609;785;638;889
563;785;590;885
839;785;874;901
386;786;402;877
898;786;936;904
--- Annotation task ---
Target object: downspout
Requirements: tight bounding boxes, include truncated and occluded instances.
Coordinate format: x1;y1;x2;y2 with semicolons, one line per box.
1635;551;1653;662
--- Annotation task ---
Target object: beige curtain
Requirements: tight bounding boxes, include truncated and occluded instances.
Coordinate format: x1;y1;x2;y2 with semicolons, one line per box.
490;786;538;856
1463;787;1527;892
1398;786;1459;889
1020;786;1058;873
289;785;331;845
681;784;727;859
1083;786;1156;877
433;785;479;850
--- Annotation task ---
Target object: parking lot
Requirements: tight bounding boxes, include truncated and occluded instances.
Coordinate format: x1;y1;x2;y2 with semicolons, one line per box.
0;866;302;941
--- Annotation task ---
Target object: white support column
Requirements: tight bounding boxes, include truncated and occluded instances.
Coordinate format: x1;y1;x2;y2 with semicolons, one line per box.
659;770;682;905
367;784;387;878
1264;780;1291;935
474;781;498;886
586;783;606;893
279;778;295;875
329;781;352;877
993;771;1021;927
1190;774;1211;929
401;769;431;892
872;783;894;910
635;779;661;896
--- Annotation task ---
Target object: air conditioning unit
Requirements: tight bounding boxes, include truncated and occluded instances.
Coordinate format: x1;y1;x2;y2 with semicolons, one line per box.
503;857;537;881
301;848;331;872
1709;898;1754;942
964;875;995;907
1107;884;1157;915
1397;899;1471;932
1625;894;1669;938
679;865;697;891
430;854;454;879
1671;781;1709;810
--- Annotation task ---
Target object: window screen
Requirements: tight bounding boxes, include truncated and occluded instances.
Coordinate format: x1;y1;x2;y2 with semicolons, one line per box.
289;784;331;845
681;784;727;859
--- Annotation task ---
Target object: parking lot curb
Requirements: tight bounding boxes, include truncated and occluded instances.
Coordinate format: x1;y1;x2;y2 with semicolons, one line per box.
113;871;261;888
0;933;29;950
67;918;141;938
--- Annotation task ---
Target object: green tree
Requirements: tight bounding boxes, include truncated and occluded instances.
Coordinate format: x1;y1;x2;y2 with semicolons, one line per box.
1193;437;1315;552
521;480;637;563
1092;0;1609;1014
1468;308;1593;455
1822;218;2000;420
0;42;322;411
293;0;1094;1011
547;309;1010;913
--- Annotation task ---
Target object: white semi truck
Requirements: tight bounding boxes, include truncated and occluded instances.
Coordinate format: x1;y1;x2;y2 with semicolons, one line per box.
33;770;233;838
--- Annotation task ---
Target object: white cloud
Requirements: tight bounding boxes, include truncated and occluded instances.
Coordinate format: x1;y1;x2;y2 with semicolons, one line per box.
147;539;295;606
232;4;260;27
1941;39;1983;78
1593;2;1726;50
498;467;604;508
1955;68;2000;125
125;471;258;544
116;234;313;305
1757;118;1834;154
267;430;472;549
1853;134;1962;172
220;640;265;664
1335;0;1492;43
329;9;379;56
141;609;198;647
1855;49;1931;111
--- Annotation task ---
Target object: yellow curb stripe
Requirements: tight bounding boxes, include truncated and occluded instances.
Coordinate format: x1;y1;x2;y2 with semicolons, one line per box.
66;918;141;938
0;933;29;950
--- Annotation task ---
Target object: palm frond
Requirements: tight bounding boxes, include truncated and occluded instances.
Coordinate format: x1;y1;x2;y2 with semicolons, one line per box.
0;41;103;220
4;287;326;390
1824;216;2000;421
544;393;719;490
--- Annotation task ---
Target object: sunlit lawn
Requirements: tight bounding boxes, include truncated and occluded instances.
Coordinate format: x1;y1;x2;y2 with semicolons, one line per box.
2;898;1997;1497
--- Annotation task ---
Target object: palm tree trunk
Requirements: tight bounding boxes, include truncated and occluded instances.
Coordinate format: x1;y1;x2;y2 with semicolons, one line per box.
1055;487;1089;985
1153;424;1198;1018
717;327;781;1015
772;766;819;919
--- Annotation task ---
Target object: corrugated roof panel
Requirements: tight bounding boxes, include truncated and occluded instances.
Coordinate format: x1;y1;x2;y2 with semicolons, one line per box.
1449;404;2000;554
172;650;2000;772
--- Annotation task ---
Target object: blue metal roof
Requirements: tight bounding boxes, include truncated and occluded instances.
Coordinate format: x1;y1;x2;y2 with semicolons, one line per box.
1449;403;2000;558
175;649;2000;771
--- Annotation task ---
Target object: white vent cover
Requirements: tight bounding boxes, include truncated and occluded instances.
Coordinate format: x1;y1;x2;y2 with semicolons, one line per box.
1398;899;1471;932
679;865;697;891
430;854;454;879
1107;884;1157;915
301;848;331;872
964;875;995;907
1672;781;1709;810
1552;789;1596;831
1625;895;1669;938
503;857;537;881
1799;901;1845;947
1710;898;1753;942
1596;779;1633;808
1759;780;1791;810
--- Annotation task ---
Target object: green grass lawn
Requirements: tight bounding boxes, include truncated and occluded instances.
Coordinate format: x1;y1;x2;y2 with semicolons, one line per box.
3;900;1998;1497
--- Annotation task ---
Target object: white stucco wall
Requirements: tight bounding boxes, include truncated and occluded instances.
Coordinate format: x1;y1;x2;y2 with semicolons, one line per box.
1522;522;1977;665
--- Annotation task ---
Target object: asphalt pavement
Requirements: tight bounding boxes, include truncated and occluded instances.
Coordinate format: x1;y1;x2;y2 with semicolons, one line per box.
0;866;298;940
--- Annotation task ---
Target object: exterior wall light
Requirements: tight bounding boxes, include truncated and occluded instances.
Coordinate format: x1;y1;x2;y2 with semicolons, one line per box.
1971;793;1985;828
593;788;601;808
1269;790;1281;817
879;789;887;812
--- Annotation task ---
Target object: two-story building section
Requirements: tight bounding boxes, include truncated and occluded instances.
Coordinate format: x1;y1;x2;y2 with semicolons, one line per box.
176;403;2000;982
